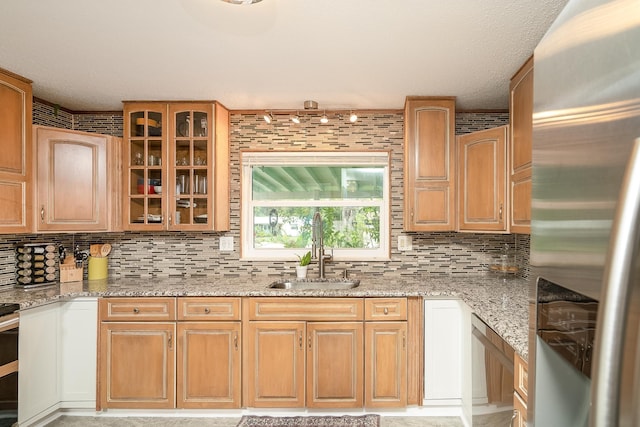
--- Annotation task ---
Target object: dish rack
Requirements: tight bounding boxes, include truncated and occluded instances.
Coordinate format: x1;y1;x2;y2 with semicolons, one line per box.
16;243;58;288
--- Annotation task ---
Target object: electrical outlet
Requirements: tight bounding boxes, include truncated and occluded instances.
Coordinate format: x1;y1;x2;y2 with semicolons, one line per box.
219;236;234;251
398;235;413;251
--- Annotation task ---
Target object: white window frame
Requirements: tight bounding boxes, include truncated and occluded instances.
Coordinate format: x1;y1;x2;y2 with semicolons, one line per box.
241;151;391;261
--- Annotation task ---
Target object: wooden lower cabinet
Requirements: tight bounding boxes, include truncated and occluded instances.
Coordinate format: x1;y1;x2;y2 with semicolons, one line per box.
99;297;241;410
365;322;407;407
307;322;363;408
246;321;364;409
176;322;241;408
246;321;305;407
99;322;175;409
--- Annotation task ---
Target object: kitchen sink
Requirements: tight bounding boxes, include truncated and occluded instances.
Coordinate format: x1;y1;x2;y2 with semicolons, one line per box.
268;278;361;290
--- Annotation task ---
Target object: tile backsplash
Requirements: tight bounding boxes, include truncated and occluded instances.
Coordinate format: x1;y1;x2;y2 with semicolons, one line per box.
0;103;528;289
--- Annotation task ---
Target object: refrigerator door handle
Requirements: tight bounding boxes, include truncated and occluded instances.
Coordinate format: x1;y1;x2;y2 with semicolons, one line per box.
591;137;640;427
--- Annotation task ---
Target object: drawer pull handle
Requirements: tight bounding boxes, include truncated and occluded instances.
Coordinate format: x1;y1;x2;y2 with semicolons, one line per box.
308;335;312;349
383;307;389;315
168;332;173;350
234;332;238;350
40;206;45;223
133;307;140;314
204;307;210;314
299;333;303;349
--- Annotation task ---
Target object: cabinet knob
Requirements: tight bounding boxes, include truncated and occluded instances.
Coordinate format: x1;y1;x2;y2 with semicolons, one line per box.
133;307;140;314
204;307;210;314
383;307;389;315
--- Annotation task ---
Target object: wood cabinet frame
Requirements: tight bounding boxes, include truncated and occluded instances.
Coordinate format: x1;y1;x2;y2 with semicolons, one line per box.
0;68;32;233
404;97;456;231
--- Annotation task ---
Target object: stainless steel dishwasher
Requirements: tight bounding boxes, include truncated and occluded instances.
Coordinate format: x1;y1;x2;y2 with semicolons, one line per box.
471;314;515;426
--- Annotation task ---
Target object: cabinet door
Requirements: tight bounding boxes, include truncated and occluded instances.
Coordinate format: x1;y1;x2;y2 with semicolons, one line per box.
458;126;508;232
404;97;456;231
307;322;363;408
18;303;60;425
60;298;97;408
176;321;241;408
35;127;109;231
423;300;462;403
246;321;305;407
365;322;407;408
0;69;32;233
514;391;527;427
509;57;534;234
122;102;167;230
168;103;214;230
99;322;175;409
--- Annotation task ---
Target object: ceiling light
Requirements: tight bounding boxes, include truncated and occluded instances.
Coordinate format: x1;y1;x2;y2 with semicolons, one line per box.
291;113;301;124
263;112;273;124
349;111;358;123
320;111;329;124
221;0;263;4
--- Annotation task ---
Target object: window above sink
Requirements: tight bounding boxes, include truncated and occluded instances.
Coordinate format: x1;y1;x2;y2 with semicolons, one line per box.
241;151;390;261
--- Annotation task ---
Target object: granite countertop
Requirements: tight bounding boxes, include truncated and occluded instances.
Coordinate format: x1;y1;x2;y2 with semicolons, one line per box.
0;274;530;360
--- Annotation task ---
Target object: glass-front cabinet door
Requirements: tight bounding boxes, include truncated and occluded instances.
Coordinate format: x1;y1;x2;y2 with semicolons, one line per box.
168;103;214;230
123;101;229;232
123;103;167;230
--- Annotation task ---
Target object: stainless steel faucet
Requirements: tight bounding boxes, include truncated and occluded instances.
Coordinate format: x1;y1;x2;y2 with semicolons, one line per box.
311;212;333;279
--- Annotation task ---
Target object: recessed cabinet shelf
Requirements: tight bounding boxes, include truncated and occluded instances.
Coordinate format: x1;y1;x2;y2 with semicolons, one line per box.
122;101;230;231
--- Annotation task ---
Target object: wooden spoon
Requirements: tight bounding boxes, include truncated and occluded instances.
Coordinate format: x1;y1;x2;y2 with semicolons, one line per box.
100;243;112;257
90;244;101;257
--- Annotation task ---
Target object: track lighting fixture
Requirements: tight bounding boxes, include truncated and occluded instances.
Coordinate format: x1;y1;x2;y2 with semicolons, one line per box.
291;113;301;124
349;111;358;123
320;111;329;124
221;0;263;4
263;112;274;124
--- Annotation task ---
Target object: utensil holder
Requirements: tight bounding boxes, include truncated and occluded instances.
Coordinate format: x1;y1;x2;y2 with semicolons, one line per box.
88;256;108;281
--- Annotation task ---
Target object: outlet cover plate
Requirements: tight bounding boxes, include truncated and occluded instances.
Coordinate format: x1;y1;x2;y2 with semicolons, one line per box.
398;235;412;251
219;236;234;251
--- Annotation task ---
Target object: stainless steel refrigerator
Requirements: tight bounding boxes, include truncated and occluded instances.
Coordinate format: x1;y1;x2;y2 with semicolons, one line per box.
530;0;640;425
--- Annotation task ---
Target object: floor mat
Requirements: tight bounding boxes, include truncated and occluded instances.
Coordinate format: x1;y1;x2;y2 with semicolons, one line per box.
236;415;380;427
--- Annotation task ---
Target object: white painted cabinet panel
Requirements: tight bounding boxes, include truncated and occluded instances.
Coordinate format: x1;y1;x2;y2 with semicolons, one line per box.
423;299;463;405
60;298;97;407
18;303;60;425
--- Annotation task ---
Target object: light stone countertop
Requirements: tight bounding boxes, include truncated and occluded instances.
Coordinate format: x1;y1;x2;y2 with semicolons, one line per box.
0;274;530;360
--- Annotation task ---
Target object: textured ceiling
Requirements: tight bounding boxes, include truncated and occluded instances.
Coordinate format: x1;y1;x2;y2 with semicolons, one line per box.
0;0;569;112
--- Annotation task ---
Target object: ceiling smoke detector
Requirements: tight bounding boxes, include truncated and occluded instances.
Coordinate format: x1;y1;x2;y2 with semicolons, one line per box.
303;100;318;110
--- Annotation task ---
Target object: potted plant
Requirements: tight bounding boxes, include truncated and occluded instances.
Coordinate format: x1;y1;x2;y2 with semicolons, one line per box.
296;251;311;279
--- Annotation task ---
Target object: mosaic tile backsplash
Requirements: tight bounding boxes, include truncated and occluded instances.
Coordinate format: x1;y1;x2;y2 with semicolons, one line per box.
0;103;528;289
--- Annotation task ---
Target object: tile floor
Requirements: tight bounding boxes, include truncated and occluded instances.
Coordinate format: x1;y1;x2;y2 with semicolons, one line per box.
44;415;464;427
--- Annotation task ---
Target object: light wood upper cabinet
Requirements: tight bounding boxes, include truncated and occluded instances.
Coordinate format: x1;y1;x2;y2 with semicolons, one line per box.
0;68;32;233
509;57;533;234
457;126;509;233
122;101;230;231
404;97;456;231
34;126;121;232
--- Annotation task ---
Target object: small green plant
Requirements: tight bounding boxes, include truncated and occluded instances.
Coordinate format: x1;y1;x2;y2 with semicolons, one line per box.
297;251;311;266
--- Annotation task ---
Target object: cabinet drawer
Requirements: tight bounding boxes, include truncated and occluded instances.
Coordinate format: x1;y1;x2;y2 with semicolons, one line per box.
514;352;528;402
514;390;527;427
365;298;407;321
100;297;176;321
248;298;363;321
177;297;240;321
